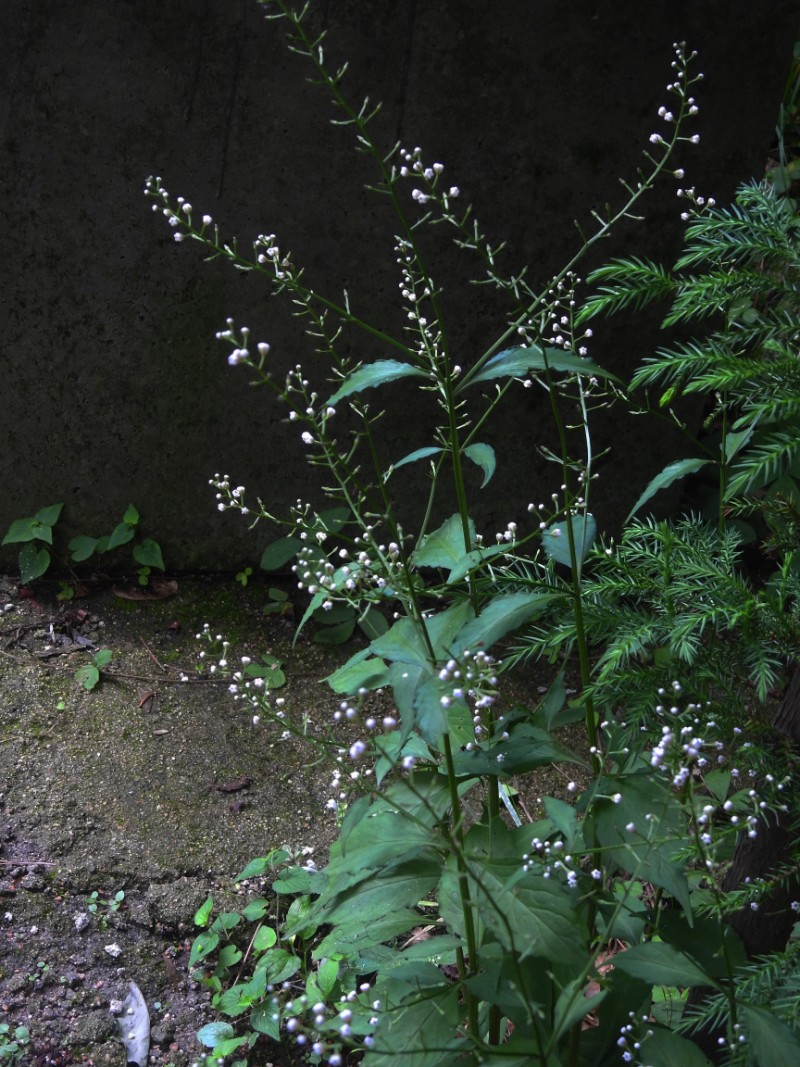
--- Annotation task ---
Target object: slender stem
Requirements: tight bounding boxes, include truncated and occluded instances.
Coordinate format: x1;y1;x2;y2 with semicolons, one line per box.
441;733;480;1041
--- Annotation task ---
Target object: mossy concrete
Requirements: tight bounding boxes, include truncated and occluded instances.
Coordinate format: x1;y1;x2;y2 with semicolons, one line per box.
1;1;797;568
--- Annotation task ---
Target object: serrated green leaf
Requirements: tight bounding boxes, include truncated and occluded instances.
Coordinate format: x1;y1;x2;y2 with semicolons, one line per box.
260;536;302;571
452;721;584;778
612;941;720;989
591;772;691;915
294;589;326;643
445;543;508;585
412;513;474;570
371;617;430;667
544;796;577;845
627;458;711;521
93;649;113;669
741;1004;800;1067
19;543;51;583
462;345;621;389
313;602;356;625
327;651;391;694
326;359;429;408
463;443;496;487
106;521;135;551
453;590;555;655
412;675;464;746
636;1027;713;1066
364;985;462;1067
132;538;164;570
476;863;587;969
542;514;597;567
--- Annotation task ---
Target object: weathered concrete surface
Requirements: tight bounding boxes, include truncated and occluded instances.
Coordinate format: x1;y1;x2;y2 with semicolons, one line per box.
1;0;797;569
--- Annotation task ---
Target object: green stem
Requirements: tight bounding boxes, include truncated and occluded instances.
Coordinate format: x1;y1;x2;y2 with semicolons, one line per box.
442;732;480;1042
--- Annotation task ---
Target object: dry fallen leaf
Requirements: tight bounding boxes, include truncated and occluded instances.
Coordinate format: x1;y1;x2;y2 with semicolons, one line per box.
113;579;178;601
215;776;253;794
138;690;155;712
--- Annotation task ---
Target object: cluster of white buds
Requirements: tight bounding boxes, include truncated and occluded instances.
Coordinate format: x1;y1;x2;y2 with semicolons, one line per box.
259;981;380;1065
143;176;217;244
675;183;716;222
253;231;295;284
213;317;272;370
292;527;400;601
616;1011;657;1064
521;836;583;889
398;146;460;206
644;684;792;867
209;473;254;518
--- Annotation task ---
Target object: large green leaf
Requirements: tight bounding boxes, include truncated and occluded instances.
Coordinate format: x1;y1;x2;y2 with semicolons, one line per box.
474;863;588;970
106;521;135;551
371;618;430;667
3;517;44;545
590;773;691;915
411;675;472;747
452;721;584;779
317;859;439;930
412;514;474;570
462;345;621;389
326;359;429;408
452;590;556;654
741;1005;800;1067
463;442;496;487
626;457;711;521
132;538;164;570
542;514;597;567
326;650;390;693
69;535;99;562
260;535;302;570
445;543;508;585
612;942;720;989
636;1028;713;1066
364;986;463;1067
19;543;51;583
34;503;64;528
196;1022;235;1049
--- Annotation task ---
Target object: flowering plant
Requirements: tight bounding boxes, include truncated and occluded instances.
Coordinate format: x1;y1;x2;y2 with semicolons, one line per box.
146;3;800;1065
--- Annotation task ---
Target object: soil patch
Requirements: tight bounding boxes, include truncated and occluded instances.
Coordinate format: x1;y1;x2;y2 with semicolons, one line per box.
0;574;352;1066
0;575;587;1066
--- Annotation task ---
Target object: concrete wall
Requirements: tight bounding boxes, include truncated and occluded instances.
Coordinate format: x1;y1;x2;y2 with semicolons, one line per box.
1;0;798;571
